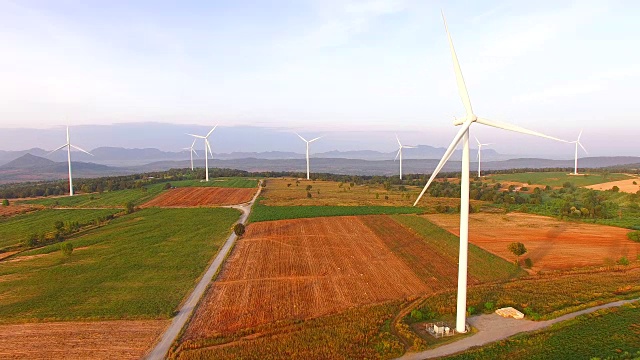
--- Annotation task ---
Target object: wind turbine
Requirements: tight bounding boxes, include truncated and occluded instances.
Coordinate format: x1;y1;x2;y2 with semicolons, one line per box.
475;136;493;178
413;12;567;333
49;126;93;196
395;135;416;180
183;139;199;171
570;130;588;175
188;125;217;181
296;133;322;180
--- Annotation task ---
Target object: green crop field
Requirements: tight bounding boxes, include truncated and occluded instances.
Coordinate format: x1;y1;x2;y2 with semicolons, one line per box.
391;215;526;282
248;200;424;223
0;207;239;323
444;301;640;360
488;172;631;187
168;178;258;188
20;183;167;208
0;209;120;250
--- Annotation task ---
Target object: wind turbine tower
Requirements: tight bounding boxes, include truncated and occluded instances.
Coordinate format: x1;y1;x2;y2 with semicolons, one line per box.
570;130;588;175
296;133;322;180
475;136;493;177
183;139;199;171
188;125;217;181
413;12;567;333
395;135;416;180
49;126;93;196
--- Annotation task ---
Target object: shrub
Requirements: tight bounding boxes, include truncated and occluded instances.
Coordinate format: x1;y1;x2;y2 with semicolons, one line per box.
410;309;423;321
627;231;640;242
306;185;313;191
467;306;476;315
611;186;620;192
125;201;135;214
233;223;246;237
384;195;389;200
484;302;494;312
524;258;533;268
306;191;312;198
633;181;637;185
617;256;630;266
163;183;172;190
2;199;8;206
60;242;73;256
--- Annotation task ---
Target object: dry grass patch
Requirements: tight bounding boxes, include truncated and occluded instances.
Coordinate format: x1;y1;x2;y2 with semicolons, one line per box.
585;177;640;193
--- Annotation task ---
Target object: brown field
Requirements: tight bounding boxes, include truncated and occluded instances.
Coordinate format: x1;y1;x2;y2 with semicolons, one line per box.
0;319;168;359
586;177;640;193
141;187;255;207
261;177;483;208
425;212;640;270
0;204;41;218
183;216;448;340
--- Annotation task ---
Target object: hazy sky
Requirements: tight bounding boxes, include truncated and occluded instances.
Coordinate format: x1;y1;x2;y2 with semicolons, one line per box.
0;0;639;155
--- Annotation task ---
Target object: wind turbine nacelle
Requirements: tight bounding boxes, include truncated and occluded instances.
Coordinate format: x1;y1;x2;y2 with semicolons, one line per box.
453;114;476;126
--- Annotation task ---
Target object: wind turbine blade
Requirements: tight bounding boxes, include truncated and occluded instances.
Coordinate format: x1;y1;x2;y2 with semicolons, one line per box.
48;143;68;155
578;142;588;154
578;129;583;141
442;10;473;118
192;149;199;157
191;139;197;148
474;136;481;146
70;145;93;156
187;133;206;139
308;136;322;143
476;117;568;143
394;148;401;161
206;140;213;158
206;124;218;138
403;145;417;149
396;134;402;147
414;120;473;206
481;143;494;146
295;133;307;142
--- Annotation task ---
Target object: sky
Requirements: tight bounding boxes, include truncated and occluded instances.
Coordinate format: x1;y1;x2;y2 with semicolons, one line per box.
0;0;639;156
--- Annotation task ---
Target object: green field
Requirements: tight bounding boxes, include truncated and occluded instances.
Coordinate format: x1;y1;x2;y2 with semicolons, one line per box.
168;178;258;188
488;172;631;187
391;215;526;282
0;209;120;250
0;207;239;322
445;301;640;360
20;183;167;208
248;201;424;223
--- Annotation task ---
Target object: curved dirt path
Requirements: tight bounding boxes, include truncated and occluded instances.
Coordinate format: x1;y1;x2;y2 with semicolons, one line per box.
144;183;262;360
396;297;640;360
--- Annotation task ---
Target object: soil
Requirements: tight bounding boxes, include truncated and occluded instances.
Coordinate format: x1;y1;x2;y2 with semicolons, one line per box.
183;215;436;339
0;320;168;360
585;178;640;193
0;204;42;218
424;212;640;271
141;187;255;207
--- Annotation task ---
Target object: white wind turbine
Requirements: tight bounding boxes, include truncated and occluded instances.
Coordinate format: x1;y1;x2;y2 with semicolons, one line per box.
413;12;567;333
570;130;588;175
188;125;217;181
296;133;322;180
395;134;416;180
49;126;93;196
183;139;199;171
475;136;493;178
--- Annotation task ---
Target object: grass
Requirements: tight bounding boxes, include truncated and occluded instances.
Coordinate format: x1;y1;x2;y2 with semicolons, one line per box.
392;215;527;282
488;172;631;188
444;301;640;360
167;178;258;188
20;183;167;208
0;207;240;323
0;209;120;250
248;199;424;223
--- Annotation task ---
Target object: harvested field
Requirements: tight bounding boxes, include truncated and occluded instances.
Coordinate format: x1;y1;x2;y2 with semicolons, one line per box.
585;177;640;193
0;204;41;218
184;216;435;339
141;187;255;207
0;319;168;360
425;212;640;270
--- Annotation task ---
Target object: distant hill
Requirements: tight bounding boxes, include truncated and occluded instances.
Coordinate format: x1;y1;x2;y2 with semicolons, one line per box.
1;153;56;169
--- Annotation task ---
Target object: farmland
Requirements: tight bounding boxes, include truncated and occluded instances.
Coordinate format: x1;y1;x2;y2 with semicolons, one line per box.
0;203;42;218
0;319;168;360
488;171;632;188
586;177;640;193
0;208;120;250
141;187;256;207
168;178;258;188
19;183;166;208
443;301;640;360
425;212;640;270
0;207;239;322
183;216;431;339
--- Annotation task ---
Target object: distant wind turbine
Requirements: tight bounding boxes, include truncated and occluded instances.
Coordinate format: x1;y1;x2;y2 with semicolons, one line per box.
188;125;217;181
183;139;199;171
475;136;493;177
413;11;567;333
296;133;322;180
570;130;588;175
48;126;93;196
394;135;416;180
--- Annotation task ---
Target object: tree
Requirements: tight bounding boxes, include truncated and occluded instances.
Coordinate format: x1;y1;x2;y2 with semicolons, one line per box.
508;242;527;265
60;242;73;256
125;201;135;214
306;185;313;191
2;199;8;206
233;223;246;237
